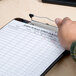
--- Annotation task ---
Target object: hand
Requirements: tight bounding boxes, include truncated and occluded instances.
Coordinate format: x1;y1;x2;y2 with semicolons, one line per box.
55;17;76;50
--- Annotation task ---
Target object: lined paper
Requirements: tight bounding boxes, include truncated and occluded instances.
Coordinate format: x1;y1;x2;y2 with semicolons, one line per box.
0;20;65;76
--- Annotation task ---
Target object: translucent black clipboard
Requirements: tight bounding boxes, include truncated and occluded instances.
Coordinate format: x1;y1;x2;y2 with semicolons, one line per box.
0;18;70;76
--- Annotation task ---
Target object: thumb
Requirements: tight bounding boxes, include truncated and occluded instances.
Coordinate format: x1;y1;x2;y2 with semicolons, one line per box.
55;18;62;28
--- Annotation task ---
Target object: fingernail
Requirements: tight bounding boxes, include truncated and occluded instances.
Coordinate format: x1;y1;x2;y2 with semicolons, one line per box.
55;18;60;24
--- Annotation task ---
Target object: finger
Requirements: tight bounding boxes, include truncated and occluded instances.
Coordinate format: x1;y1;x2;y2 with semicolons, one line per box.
62;17;72;25
55;18;63;28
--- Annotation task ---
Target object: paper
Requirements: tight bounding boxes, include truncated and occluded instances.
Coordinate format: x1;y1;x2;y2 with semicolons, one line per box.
0;20;65;76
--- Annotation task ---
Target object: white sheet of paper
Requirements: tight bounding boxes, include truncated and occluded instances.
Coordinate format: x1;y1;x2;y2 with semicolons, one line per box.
0;20;65;76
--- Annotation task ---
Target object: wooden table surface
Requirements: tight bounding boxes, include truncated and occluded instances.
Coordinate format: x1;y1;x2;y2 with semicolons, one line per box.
0;0;76;76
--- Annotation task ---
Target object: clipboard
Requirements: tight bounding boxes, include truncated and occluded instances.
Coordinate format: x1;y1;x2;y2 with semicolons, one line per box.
0;17;70;76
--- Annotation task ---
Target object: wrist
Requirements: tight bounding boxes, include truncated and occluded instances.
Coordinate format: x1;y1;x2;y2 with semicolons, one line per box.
70;41;76;61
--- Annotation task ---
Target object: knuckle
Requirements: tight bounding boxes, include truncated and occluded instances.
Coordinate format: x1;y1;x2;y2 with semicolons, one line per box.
62;17;72;25
65;20;70;24
63;20;71;25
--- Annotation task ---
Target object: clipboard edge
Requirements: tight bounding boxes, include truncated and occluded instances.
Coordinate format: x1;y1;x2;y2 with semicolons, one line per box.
41;50;70;76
